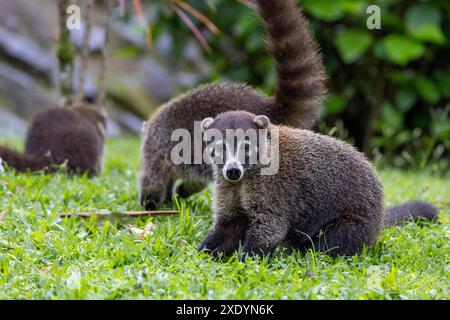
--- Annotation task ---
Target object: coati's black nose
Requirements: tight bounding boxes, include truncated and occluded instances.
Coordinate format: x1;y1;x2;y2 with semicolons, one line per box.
224;165;243;182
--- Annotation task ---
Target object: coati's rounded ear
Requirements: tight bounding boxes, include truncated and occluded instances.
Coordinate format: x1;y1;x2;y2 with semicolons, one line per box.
201;117;215;132
253;115;270;129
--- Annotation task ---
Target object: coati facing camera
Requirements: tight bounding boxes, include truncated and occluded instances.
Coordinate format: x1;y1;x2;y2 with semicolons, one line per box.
198;111;438;257
0;105;106;175
139;0;326;209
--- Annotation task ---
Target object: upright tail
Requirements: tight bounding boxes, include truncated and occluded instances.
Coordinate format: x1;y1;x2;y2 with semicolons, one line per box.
255;0;327;129
384;201;439;226
0;145;50;172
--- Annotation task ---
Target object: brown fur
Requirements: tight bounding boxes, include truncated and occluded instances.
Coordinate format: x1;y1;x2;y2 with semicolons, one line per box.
139;0;326;209
0;105;106;175
199;111;438;257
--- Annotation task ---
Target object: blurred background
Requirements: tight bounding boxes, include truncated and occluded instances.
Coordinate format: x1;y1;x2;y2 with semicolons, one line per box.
0;0;448;173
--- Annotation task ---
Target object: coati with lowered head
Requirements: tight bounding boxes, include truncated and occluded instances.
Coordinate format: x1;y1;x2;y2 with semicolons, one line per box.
0;105;106;175
139;0;326;209
198;111;438;257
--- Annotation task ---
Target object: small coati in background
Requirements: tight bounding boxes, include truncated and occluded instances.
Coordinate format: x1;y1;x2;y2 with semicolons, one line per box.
0;105;106;175
198;111;438;257
139;0;326;209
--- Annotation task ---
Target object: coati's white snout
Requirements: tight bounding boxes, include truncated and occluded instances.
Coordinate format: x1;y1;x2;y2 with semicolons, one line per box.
223;163;244;182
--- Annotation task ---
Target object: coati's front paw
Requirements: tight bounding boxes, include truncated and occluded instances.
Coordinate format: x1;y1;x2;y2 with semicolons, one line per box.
139;191;163;211
197;238;223;256
243;240;275;258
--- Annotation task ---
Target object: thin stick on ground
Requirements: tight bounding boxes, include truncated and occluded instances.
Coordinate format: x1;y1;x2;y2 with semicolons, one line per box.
58;210;179;218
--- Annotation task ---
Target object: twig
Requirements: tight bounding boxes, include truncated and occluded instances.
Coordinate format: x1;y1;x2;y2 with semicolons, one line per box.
0;210;6;222
58;210;179;218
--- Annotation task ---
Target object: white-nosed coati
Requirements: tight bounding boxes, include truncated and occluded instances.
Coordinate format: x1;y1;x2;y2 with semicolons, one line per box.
139;0;326;209
198;111;438;257
0;105;106;175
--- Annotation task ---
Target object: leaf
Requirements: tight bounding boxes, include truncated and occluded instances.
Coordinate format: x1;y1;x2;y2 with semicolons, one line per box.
340;0;368;14
381;35;425;65
125;222;155;240
381;103;403;130
434;71;450;98
414;76;440;104
335;29;373;63
405;4;445;44
125;224;144;236
395;88;417;112
143;222;156;237
325;94;347;114
236;0;254;8
302;0;345;22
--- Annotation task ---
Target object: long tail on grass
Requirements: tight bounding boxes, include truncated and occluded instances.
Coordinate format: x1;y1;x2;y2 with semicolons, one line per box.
384;201;438;226
255;0;327;129
0;144;50;172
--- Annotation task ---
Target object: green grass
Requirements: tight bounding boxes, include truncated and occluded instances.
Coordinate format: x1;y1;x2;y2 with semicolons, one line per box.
0;137;449;299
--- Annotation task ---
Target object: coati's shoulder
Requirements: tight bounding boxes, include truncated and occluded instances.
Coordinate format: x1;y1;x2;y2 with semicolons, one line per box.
275;125;379;185
277;126;363;156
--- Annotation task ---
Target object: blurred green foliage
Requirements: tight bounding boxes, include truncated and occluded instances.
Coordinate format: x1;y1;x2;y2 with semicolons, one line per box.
147;0;449;173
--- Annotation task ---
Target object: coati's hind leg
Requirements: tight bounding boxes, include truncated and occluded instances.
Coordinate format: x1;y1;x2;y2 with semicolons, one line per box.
295;216;381;257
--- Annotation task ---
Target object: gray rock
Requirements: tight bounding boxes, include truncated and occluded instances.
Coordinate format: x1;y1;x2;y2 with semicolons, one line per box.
105;118;122;137
71;58;98;101
0;1;19;31
155;32;174;57
0;105;27;138
70;24;107;53
111;21;145;49
140;57;176;103
0;0;57;47
0;26;57;84
176;71;200;88
111;109;145;135
0;62;57;118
